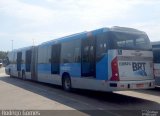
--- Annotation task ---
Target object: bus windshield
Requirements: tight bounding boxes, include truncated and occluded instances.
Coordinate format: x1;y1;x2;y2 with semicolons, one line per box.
110;31;151;50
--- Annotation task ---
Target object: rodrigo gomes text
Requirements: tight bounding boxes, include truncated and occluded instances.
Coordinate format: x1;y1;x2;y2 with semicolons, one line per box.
1;110;40;116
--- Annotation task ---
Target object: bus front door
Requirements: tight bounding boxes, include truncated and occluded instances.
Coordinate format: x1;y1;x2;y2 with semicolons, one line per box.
81;36;96;77
17;52;22;71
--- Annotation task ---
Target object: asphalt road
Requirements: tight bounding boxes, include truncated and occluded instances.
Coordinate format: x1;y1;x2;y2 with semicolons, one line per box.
0;67;160;116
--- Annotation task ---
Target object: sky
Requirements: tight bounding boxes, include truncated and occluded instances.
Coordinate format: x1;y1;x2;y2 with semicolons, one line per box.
0;0;160;51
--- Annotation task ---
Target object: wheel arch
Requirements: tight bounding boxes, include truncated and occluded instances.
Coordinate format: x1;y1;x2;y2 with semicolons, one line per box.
22;69;25;75
61;72;72;91
62;72;71;83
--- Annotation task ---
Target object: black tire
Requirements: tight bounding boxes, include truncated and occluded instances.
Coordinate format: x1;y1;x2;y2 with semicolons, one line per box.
62;75;72;92
22;71;26;80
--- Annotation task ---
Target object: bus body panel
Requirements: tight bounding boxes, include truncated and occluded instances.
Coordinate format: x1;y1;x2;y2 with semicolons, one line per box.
25;72;32;80
108;50;154;81
37;64;51;74
154;63;160;86
60;63;81;77
96;54;108;80
152;42;160;86
154;63;160;77
37;73;62;85
71;77;154;91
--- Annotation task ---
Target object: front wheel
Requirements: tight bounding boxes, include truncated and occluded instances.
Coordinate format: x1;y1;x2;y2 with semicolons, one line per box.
62;75;72;92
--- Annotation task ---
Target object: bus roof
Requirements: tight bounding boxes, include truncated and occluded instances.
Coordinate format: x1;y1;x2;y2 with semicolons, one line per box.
151;41;160;46
40;31;87;46
110;26;146;34
11;46;33;52
39;27;110;47
39;27;147;47
11;27;148;49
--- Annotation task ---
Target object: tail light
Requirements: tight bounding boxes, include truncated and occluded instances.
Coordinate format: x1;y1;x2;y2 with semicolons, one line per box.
110;57;119;81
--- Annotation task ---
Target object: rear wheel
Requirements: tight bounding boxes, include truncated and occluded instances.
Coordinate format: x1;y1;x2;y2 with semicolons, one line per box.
62;75;72;92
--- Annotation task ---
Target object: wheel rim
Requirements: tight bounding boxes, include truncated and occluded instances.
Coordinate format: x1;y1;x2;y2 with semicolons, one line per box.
64;78;71;90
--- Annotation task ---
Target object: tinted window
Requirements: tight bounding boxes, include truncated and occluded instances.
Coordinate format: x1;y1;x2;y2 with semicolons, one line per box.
61;39;81;63
17;52;22;71
81;35;96;77
8;52;16;64
110;32;151;50
152;45;160;49
51;44;61;74
153;49;160;63
38;46;51;64
96;33;109;61
74;47;81;62
25;50;32;72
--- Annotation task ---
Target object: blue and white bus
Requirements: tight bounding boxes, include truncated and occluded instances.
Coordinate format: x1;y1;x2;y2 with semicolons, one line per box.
6;46;37;79
5;27;155;91
152;41;160;86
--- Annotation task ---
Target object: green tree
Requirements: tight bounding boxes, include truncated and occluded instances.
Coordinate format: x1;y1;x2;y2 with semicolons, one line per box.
0;51;8;59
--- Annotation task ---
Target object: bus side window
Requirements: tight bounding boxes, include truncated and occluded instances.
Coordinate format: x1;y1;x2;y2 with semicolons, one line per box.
73;39;81;63
96;33;109;61
17;52;22;71
61;39;81;63
153;49;160;63
51;44;61;74
81;35;96;77
83;45;89;62
74;47;81;62
25;50;32;72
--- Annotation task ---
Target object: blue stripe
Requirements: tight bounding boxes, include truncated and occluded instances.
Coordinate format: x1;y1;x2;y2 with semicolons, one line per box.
60;63;81;77
96;54;108;80
38;64;51;74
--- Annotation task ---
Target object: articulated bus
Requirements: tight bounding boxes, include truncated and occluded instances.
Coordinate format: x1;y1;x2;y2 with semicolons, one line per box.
5;27;155;91
152;41;160;86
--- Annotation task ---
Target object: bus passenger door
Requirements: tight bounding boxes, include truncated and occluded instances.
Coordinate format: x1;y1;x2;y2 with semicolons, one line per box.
26;50;32;72
81;36;96;77
17;52;22;71
31;47;38;81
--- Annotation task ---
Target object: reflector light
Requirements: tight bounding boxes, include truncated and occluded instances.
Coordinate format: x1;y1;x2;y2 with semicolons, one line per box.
110;57;120;81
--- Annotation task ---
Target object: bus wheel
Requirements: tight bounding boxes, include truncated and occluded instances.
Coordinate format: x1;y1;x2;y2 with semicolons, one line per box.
22;71;26;80
62;75;72;92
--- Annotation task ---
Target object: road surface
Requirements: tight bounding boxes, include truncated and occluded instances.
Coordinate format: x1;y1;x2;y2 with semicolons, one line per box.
0;67;159;116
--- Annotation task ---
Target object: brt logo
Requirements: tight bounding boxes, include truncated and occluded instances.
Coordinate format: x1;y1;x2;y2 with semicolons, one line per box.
132;62;146;71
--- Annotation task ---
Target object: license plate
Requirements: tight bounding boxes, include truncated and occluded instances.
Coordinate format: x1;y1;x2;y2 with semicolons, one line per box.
136;83;144;88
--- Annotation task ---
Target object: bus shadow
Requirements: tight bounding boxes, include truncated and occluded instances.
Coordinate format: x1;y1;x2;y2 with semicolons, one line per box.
131;88;160;97
155;86;160;91
72;89;160;110
73;89;144;104
0;76;160;112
